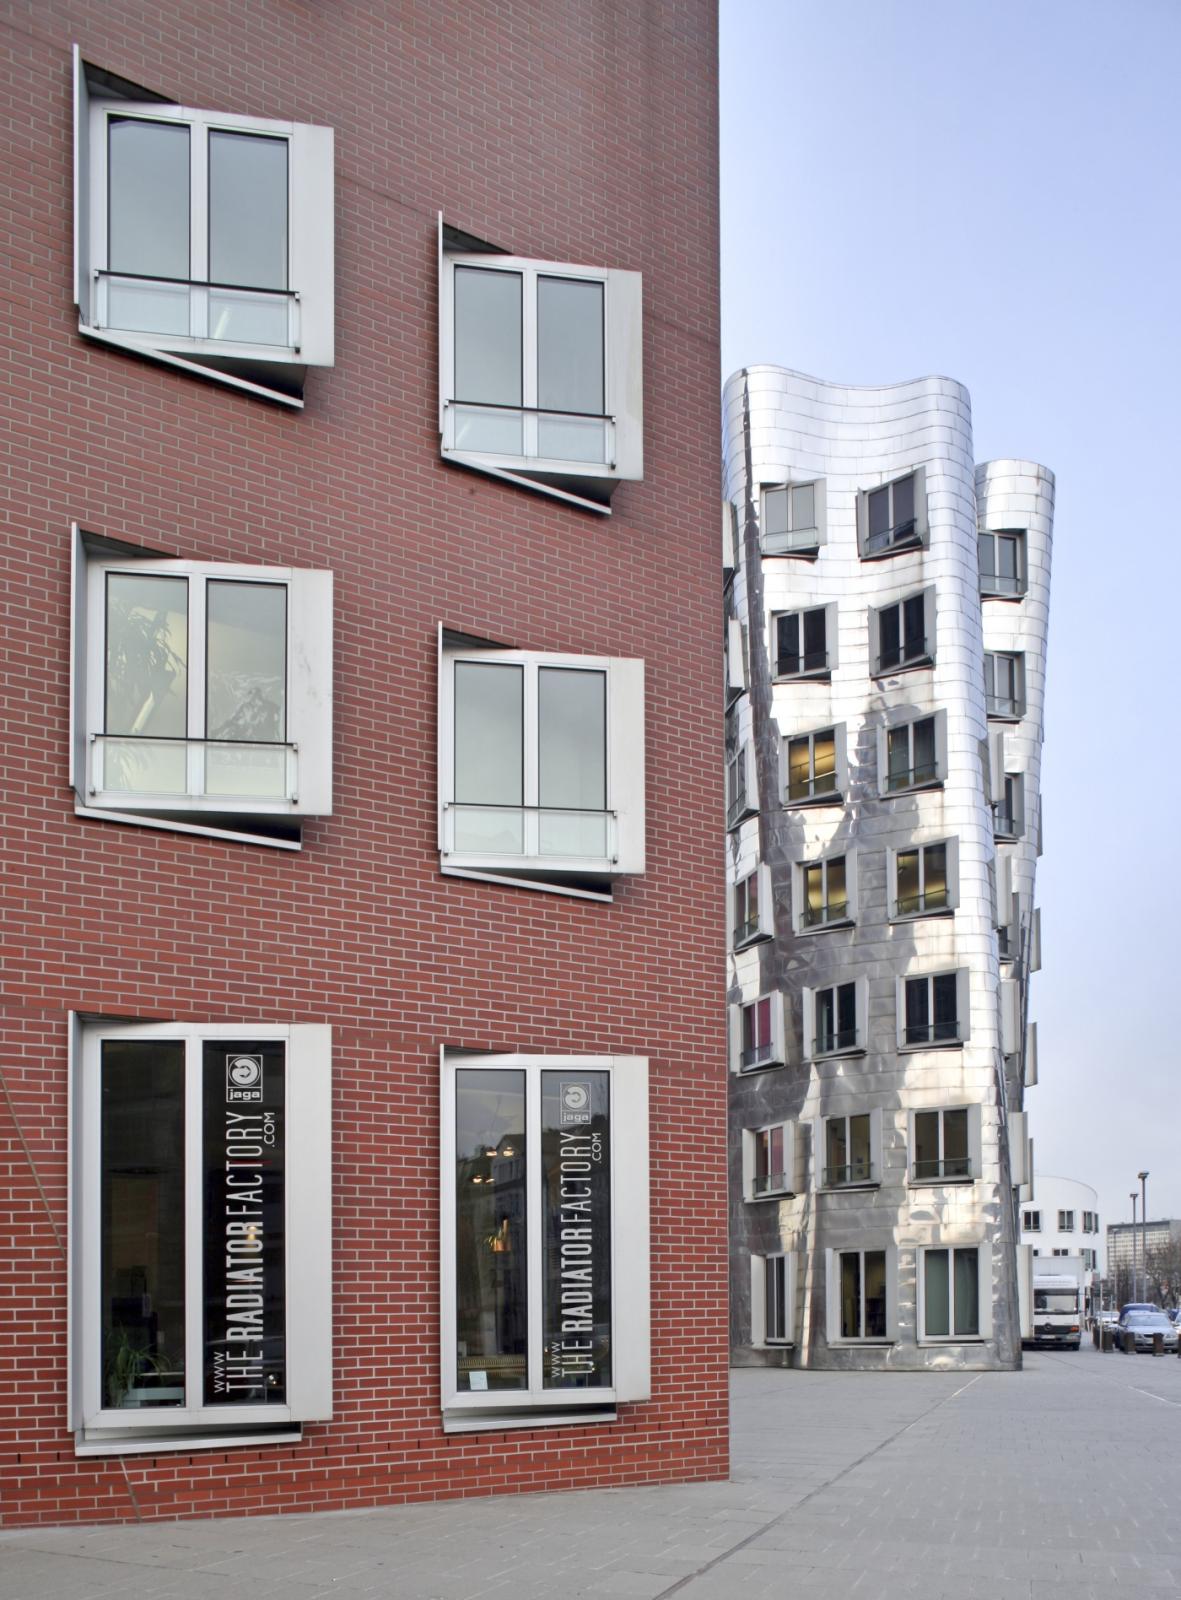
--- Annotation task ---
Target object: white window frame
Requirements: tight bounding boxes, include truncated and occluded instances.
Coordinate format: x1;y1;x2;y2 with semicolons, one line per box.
742;1122;796;1200
908;1104;983;1185
794;850;857;934
856;467;928;559
994;772;1025;841
917;1244;992;1344
73;50;334;407
871;587;935;677
878;711;947;795
760;480;826;557
732;863;774;949
984;651;1025;720
771;603;836;681
751;1252;798;1346
888;837;958;920
723;501;740;573
1008;1110;1029;1187
978;528;1027;599
729;993;788;1073
438;1051;650;1421
817;1108;881;1190
802;976;867;1060
781;724;847;808
727;740;758;830
726;618;748;703
898;969;969;1050
438;221;642;511
1023;1209;1041;1232
1058;1210;1075;1233
68;1016;332;1451
71;527;333;832
438;634;645;891
824;1246;898;1344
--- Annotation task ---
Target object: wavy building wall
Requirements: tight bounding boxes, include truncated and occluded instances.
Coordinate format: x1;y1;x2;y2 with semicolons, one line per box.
723;366;1053;1371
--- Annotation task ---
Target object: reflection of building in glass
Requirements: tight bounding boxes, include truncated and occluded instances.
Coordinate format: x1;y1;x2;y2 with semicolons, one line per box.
725;366;1053;1370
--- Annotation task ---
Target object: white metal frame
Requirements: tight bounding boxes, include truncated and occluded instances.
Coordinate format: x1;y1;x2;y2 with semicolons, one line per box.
760;480;825;556
741;1121;795;1201
907;1104;982;1185
889;837;958;920
916;1243;992;1343
825;1246;898;1344
750;1251;797;1346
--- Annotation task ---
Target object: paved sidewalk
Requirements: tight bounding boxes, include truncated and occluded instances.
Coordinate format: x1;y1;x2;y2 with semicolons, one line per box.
4;1346;1180;1599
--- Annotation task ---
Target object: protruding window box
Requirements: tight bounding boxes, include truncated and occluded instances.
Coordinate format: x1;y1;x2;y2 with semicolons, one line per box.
857;469;927;559
761;481;825;557
899;971;969;1051
781;725;846;808
908;1106;983;1186
978;530;1027;599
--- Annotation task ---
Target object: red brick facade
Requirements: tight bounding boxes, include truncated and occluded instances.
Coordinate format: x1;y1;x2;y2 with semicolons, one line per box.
0;2;726;1525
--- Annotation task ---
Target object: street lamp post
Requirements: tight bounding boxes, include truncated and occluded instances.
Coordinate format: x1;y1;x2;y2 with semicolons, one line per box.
1139;1170;1149;1303
1131;1193;1138;1305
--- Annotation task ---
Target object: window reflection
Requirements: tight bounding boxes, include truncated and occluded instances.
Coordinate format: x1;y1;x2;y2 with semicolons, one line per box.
455;1071;527;1391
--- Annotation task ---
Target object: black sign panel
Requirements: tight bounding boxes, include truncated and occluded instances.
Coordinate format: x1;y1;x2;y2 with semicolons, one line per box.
541;1070;611;1389
202;1041;286;1406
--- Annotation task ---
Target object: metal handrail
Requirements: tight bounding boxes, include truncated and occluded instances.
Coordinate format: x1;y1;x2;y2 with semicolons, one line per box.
752;1170;790;1196
92;731;296;750
446;398;615;422
445;801;617;817
787;771;838;801
96;267;296;298
877;637;929;672
775;651;829;677
865;519;918;553
824;1162;874;1186
896;890;947;915
815;1027;859;1054
801;899;849;928
980;573;1026;597
986;695;1025;718
740;1043;774;1070
912;1156;971;1180
992;809;1020;837
903;1021;962;1045
886;762;939;791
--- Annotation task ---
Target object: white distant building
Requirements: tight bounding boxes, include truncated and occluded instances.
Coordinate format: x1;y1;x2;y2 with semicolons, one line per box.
1020;1176;1102;1302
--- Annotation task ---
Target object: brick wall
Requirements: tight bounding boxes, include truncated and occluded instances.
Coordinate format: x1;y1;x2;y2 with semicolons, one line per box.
0;0;726;1525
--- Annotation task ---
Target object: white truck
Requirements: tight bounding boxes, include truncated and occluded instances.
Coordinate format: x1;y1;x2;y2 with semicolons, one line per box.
1023;1257;1085;1351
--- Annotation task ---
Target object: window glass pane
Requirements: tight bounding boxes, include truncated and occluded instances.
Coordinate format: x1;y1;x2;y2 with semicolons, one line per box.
101;1040;186;1410
813;731;836;788
864;1251;887;1337
763;487;788;539
816;988;835;1048
924;845;947;907
849;1114;871;1179
542;1070;611;1389
754;996;771;1048
924;1250;951;1337
802;608;826;668
453;268;523;455
104;572;189;795
776;613;799;672
537;277;604;415
914;1110;939;1174
867;487;889;540
791;482;815;530
202;1041;287;1406
887;726;909;786
943;1107;969;1167
787;736;810;796
879;605;900;667
826;1118;847;1183
897;850;919;913
827;857;846;915
837;982;856;1041
913;717;936;780
456;1070;527;1391
905;979;929;1038
205;582;288;799
999;534;1020;581
765;1258;784;1341
903;594;925;652
892;474;915;529
932;973;959;1035
954;1249;980;1336
538;668;606;857
804;862;823;920
453;662;524;853
978;532;994;577
108;118;190;280
209;131;287;291
839;1252;861;1338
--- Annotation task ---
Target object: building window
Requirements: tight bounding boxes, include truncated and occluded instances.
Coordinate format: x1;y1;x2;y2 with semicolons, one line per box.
751;1253;797;1345
1052;1248;1069;1258
439;225;642;510
805;980;864;1059
984;652;1025;719
823;1113;875;1188
74;52;334;405
883;713;944;793
730;994;786;1073
829;1249;891;1341
979;530;1027;598
783;725;843;806
727;742;757;829
993;773;1025;840
69;1018;332;1449
773;606;833;679
762;482;824;556
911;1107;979;1183
439;637;644;893
901;971;967;1048
725;619;748;704
72;532;333;840
1058;1210;1075;1232
920;1247;984;1340
796;854;854;932
733;865;773;948
441;1051;649;1420
857;468;927;558
873;590;934;676
1023;1209;1041;1232
743;1123;794;1199
892;840;955;918
1082;1211;1097;1233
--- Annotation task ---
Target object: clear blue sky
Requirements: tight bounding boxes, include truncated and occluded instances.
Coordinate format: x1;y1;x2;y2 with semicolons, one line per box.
720;0;1181;1238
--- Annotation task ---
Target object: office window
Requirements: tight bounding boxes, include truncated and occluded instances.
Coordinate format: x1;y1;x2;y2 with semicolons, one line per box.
439;639;644;892
979;530;1027;598
730;994;787;1073
1023;1209;1041;1232
828;1249;892;1342
783;725;844;806
727;741;757;829
74;51;334;404
733;865;773;948
1058;1210;1075;1233
882;713;945;793
1051;1248;1069;1258
857;468;927;558
920;1247;986;1340
69;1018;331;1448
911;1107;981;1183
773;606;834;679
725;618;748;704
901;971;966;1048
743;1123;795;1199
892;840;956;918
796;854;854;932
440;1052;650;1420
823;1113;876;1188
873;590;934;676
72;531;333;840
993;773;1025;840
439;225;642;509
761;481;824;556
751;1253;797;1345
984;652;1025;719
804;980;864;1059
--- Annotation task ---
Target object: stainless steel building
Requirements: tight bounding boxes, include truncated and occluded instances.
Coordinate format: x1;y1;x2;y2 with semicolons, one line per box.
723;365;1053;1371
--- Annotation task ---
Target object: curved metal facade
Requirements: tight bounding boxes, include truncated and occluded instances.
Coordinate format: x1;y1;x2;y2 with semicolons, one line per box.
724;366;1053;1372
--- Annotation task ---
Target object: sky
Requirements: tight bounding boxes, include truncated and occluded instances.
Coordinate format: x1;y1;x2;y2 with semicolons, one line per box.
719;0;1181;1242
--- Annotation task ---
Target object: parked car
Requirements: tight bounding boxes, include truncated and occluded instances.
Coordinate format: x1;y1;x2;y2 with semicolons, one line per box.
1119;1303;1157;1318
1118;1312;1179;1353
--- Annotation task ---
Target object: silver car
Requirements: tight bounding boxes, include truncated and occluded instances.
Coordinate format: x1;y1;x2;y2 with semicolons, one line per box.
1119;1312;1180;1353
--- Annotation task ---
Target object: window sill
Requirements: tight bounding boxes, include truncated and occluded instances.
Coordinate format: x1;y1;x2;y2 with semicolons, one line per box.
871;656;934;680
727;803;760;832
980;587;1027;603
75;801;303;851
737;1058;786;1075
986;708;1025;723
784;792;844;811
746;1188;794;1203
917;1337;985;1347
882;778;944;798
808;1045;866;1063
908;1175;976;1188
773;670;832;685
898;1038;965;1053
733;931;773;953
442;1407;617;1435
820;1181;880;1194
79;323;308;409
796;916;855;937
761;540;820;560
859;538;924;562
76;1425;303;1457
827;1338;894;1347
440;863;615;903
889;906;955;924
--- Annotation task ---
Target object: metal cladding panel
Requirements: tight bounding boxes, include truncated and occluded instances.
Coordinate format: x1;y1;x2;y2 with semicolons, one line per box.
724;367;1053;1373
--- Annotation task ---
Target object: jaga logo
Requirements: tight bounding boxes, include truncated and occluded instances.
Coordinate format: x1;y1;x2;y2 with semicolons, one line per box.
560;1082;592;1126
226;1054;264;1104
